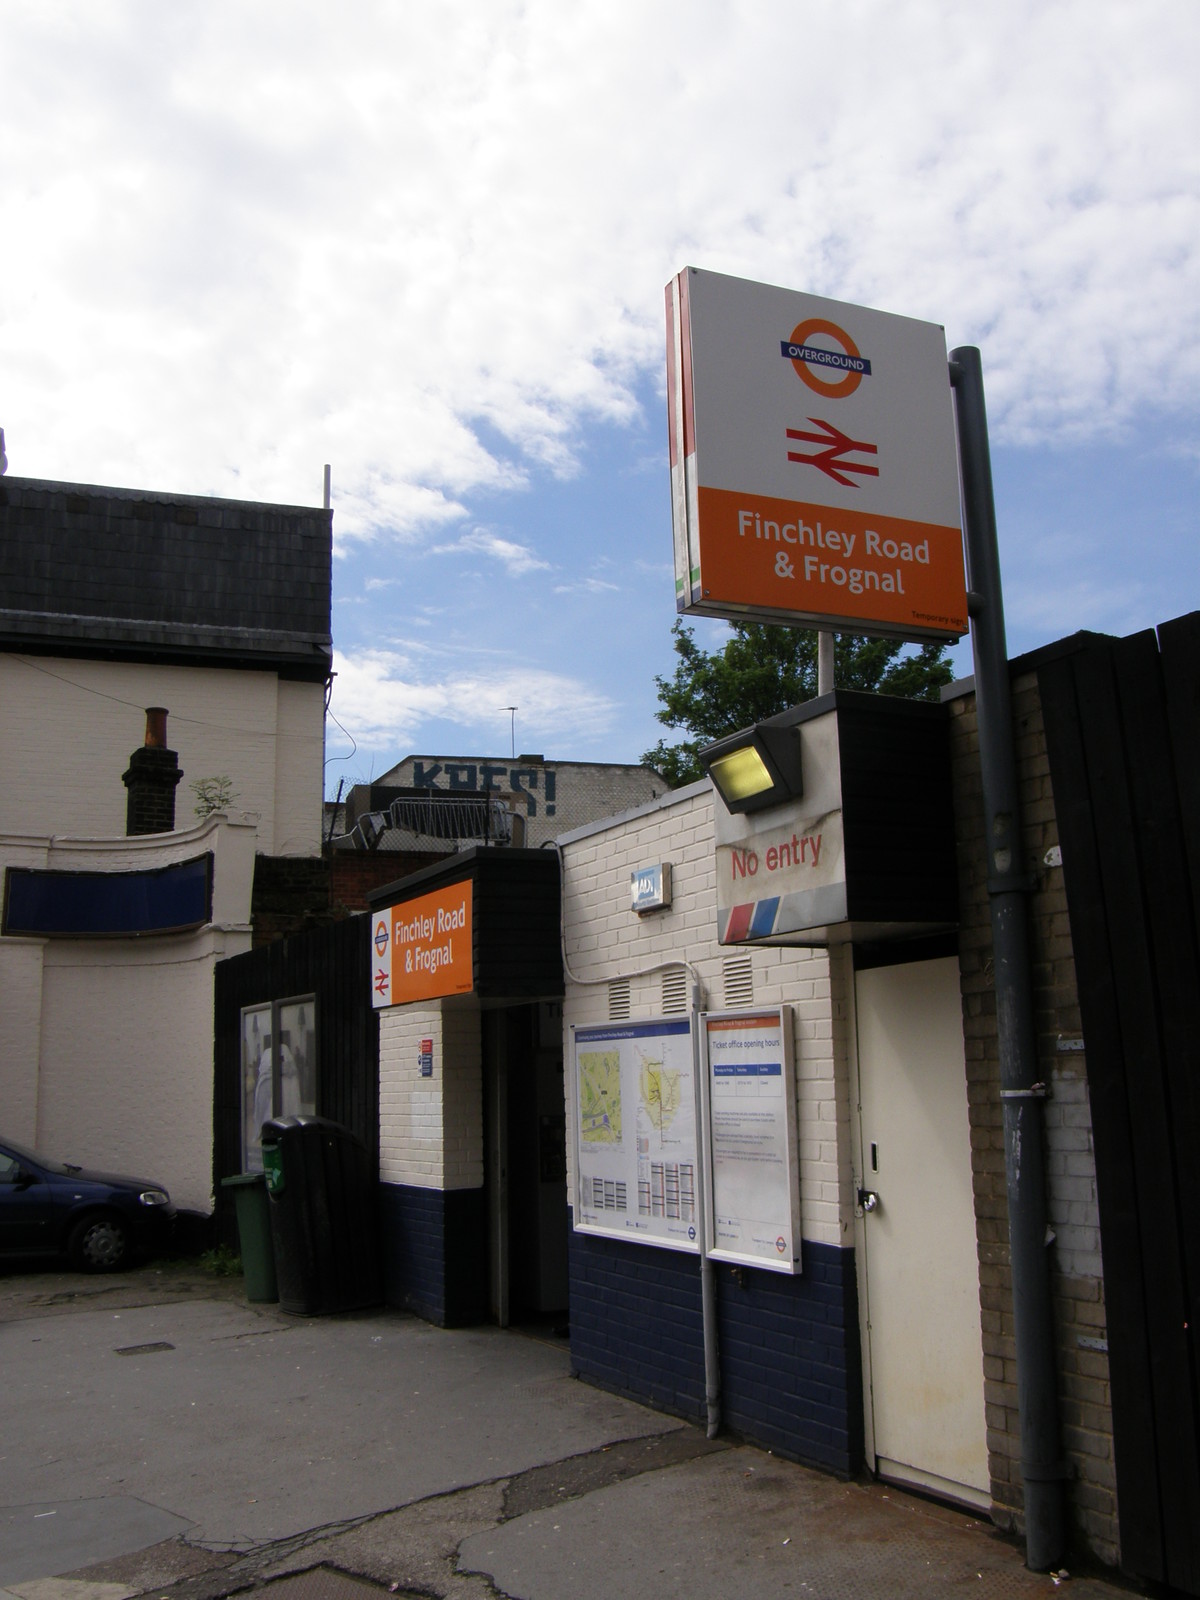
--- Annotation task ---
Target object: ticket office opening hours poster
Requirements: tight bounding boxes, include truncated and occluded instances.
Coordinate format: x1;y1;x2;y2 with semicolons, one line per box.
572;1017;700;1254
703;1008;801;1273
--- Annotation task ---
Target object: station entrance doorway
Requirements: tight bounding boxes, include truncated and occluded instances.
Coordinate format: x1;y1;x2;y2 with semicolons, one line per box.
483;1001;569;1327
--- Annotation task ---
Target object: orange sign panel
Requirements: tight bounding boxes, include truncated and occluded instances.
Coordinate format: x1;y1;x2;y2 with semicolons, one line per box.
371;882;474;1008
695;488;967;636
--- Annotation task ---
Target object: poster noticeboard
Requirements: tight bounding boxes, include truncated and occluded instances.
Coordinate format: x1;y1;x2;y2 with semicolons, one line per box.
703;1008;801;1273
667;267;967;641
572;1017;700;1254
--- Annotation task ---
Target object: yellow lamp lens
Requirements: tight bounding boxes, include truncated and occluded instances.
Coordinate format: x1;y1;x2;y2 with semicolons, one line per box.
709;744;773;802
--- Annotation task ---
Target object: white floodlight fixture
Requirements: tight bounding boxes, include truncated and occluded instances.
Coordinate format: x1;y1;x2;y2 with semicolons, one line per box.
700;719;804;815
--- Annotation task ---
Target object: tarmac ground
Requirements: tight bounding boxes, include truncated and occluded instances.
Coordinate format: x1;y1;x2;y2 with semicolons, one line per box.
0;1260;1146;1600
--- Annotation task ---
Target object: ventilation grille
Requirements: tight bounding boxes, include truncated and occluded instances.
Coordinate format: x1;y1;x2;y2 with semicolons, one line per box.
722;954;754;1008
661;968;688;1015
608;978;631;1021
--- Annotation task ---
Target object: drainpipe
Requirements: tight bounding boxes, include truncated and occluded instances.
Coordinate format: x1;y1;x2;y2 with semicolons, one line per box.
699;1244;721;1439
950;347;1065;1571
693;979;721;1439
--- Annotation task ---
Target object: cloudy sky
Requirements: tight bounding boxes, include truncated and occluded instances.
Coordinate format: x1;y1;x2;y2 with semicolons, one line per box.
3;1;1197;792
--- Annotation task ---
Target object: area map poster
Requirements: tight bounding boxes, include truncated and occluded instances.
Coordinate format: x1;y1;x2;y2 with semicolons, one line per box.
703;1008;802;1273
572;1017;700;1254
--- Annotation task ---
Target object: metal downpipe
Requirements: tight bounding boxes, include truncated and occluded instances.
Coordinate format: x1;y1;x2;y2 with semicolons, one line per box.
950;346;1065;1571
693;981;721;1439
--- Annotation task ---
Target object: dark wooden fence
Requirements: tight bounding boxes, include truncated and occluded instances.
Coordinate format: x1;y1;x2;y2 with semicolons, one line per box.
213;914;379;1239
1039;612;1200;1594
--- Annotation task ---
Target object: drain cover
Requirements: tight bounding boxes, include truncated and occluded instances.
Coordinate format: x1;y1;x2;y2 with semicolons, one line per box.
256;1568;391;1600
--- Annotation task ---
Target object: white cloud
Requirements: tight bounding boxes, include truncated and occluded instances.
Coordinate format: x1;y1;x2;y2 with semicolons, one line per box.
431;530;550;575
3;0;1198;552
553;577;620;596
327;645;617;754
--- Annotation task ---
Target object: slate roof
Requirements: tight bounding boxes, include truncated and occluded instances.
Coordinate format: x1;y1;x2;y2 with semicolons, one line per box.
0;476;333;679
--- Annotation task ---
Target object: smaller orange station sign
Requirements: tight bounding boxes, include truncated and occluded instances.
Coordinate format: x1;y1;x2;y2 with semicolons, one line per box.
371;881;474;1008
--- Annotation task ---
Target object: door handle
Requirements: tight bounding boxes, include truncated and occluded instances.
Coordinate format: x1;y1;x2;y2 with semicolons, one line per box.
858;1188;880;1213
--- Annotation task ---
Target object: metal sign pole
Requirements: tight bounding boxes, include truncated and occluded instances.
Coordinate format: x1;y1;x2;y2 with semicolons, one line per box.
693;993;722;1439
950;346;1065;1571
817;629;836;696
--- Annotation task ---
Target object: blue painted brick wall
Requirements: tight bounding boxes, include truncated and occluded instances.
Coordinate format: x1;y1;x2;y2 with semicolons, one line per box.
379;1182;487;1327
569;1226;707;1420
716;1249;863;1475
569;1220;862;1475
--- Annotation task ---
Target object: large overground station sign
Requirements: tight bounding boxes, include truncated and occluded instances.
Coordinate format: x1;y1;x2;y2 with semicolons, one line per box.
667;268;968;640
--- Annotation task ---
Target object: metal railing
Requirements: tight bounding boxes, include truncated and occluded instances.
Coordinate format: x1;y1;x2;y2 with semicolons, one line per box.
348;791;515;851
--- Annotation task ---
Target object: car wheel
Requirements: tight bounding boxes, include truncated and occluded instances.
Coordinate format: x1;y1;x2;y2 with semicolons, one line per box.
68;1213;130;1273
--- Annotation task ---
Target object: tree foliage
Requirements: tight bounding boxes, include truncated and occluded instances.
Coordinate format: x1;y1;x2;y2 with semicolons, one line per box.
191;775;239;818
643;622;955;786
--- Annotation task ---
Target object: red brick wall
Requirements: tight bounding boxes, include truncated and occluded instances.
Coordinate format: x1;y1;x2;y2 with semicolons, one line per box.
250;848;454;946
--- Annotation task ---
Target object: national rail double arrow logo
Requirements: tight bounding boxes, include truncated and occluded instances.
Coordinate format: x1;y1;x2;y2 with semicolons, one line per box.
786;418;879;488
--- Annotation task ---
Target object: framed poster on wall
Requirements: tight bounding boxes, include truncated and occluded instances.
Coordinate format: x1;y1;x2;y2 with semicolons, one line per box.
571;1017;700;1254
702;1007;801;1273
240;995;317;1173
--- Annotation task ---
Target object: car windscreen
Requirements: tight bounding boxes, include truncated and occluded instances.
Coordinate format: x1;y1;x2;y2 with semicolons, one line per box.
0;1137;70;1176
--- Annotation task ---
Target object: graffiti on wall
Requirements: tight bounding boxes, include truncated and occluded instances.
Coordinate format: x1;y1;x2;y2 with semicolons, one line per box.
411;761;557;818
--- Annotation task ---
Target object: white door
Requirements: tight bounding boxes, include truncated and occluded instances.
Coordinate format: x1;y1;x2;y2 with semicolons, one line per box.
854;956;989;1509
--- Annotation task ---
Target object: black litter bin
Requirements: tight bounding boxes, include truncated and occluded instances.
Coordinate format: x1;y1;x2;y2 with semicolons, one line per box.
260;1115;381;1315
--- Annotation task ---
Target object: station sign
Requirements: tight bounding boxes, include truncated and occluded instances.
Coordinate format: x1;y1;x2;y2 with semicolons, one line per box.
666;268;967;640
371;881;474;1008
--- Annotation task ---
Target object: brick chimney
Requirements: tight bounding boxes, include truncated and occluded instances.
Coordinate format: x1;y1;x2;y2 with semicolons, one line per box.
122;707;183;835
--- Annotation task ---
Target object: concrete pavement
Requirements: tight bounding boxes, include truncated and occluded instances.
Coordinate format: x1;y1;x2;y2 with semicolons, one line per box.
1;1262;1142;1600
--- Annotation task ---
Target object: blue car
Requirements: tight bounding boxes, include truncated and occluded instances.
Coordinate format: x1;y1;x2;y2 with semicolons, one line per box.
0;1136;176;1272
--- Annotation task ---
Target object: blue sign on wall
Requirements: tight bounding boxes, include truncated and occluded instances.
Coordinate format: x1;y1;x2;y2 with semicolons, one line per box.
3;854;213;937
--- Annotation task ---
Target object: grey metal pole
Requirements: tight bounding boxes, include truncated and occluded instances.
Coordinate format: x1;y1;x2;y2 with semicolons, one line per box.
693;982;722;1439
950;346;1065;1571
817;629;836;696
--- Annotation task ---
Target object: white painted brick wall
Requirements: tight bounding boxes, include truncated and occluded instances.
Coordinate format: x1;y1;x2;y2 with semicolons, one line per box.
379;1005;444;1189
560;785;850;1249
0;816;254;1212
0;939;46;1146
273;678;327;856
0;655;324;855
379;999;483;1190
36;932;236;1213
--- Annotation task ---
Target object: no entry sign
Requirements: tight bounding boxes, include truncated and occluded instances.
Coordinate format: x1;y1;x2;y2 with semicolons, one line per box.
667;268;968;640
